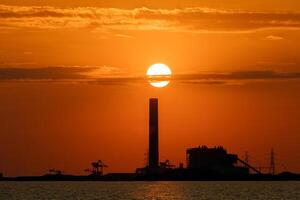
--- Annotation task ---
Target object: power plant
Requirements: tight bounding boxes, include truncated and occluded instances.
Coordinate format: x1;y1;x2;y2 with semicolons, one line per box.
133;98;293;180
135;98;260;179
1;97;299;181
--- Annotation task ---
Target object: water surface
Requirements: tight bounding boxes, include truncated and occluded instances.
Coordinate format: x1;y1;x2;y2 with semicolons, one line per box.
0;181;299;199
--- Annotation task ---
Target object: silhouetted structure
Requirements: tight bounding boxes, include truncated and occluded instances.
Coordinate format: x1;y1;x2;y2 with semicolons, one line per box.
85;160;108;176
136;98;170;175
186;146;249;175
149;98;159;169
160;160;175;169
245;151;249;164
270;148;275;175
1;98;300;181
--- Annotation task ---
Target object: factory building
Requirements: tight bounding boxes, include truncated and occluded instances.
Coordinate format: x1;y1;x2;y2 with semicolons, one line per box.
186;146;249;175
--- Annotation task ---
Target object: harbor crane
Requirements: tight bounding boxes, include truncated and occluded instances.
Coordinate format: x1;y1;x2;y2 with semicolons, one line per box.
85;160;108;176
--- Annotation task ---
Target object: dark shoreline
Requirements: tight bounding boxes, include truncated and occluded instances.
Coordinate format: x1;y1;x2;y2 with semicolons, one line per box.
1;173;300;181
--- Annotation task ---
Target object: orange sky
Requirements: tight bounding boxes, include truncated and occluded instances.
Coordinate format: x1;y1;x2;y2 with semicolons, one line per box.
0;0;300;176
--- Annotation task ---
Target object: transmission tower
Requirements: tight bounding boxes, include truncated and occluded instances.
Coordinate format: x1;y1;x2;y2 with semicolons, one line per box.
270;148;275;175
245;151;249;164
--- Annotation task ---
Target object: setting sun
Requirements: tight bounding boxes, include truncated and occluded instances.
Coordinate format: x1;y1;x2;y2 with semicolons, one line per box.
147;63;172;88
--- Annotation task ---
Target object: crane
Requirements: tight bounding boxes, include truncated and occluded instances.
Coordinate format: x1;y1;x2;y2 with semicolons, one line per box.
160;160;175;169
85;160;108;176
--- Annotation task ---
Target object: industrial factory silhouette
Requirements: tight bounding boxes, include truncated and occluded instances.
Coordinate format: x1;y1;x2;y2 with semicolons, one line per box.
1;98;299;181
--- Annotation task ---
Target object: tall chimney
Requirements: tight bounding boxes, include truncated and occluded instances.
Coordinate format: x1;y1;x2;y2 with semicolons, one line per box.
149;98;159;168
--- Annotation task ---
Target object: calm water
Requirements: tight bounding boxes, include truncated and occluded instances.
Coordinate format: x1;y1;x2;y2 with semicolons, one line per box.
0;181;300;200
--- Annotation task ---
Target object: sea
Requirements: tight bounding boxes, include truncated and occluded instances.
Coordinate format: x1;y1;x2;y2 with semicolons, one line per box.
0;181;300;200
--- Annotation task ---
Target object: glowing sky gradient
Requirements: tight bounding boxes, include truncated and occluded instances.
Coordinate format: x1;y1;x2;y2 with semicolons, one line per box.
0;0;300;176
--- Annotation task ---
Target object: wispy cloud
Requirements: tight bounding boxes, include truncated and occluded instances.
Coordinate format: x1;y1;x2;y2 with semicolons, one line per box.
0;66;123;80
114;34;135;39
0;5;300;32
174;71;300;83
257;61;297;67
264;35;284;40
0;67;90;80
0;67;300;86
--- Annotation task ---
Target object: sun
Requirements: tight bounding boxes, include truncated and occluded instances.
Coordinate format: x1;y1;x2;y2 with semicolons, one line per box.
146;63;172;88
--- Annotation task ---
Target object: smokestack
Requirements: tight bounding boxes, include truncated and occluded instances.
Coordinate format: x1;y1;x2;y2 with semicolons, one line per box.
149;98;159;168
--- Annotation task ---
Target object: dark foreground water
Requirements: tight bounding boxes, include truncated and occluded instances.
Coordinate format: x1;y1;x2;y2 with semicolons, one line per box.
0;181;300;199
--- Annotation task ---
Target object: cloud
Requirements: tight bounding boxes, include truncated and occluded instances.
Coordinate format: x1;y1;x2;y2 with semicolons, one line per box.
0;67;300;86
0;66;123;80
264;35;284;40
0;5;300;32
257;61;297;67
79;65;125;78
0;67;90;80
114;34;135;39
83;70;300;86
174;71;300;82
